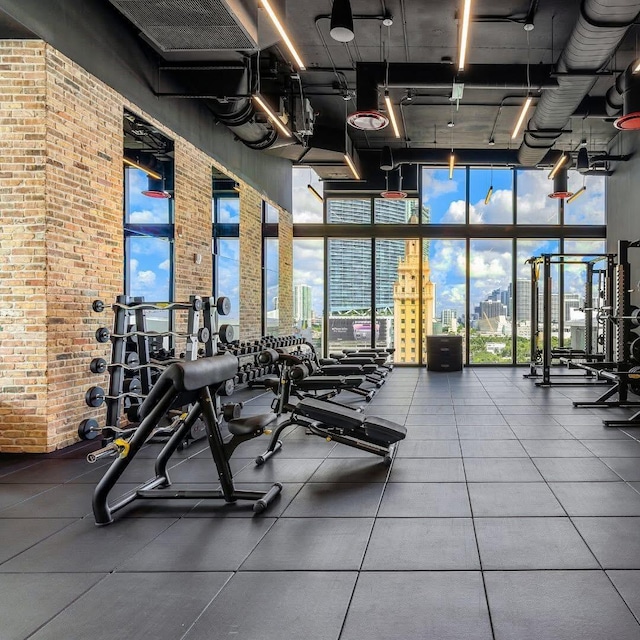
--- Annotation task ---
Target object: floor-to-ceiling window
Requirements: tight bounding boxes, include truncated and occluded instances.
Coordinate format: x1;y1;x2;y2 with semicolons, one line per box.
292;166;606;365
263;202;279;336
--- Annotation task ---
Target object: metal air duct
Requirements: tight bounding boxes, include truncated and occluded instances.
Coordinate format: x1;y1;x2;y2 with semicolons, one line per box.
605;62;640;130
518;0;640;166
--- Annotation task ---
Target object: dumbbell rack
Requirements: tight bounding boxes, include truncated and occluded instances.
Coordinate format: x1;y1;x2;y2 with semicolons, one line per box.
82;295;233;446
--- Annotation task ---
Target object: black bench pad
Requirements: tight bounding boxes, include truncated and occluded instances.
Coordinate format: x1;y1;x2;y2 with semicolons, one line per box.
296;376;365;390
228;413;277;436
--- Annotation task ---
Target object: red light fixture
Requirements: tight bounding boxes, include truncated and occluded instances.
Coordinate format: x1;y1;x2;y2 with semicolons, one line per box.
548;167;572;199
142;177;171;199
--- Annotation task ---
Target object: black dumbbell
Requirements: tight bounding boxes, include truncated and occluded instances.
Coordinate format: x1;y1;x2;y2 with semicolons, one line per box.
90;357;107;374
78;418;100;440
92;299;105;313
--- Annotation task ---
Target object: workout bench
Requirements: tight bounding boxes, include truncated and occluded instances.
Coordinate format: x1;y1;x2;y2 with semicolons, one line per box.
91;353;282;525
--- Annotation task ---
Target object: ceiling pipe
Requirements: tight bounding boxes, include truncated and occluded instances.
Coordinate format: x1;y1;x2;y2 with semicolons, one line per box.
378;147;520;168
604;62;640;129
518;0;640;167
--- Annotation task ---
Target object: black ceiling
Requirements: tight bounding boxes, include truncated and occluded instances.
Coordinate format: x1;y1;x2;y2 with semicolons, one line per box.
4;0;640;183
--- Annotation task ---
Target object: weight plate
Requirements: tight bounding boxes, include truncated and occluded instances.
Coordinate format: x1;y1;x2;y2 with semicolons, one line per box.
85;386;105;407
218;324;234;344
631;337;640;364
95;327;110;343
78;418;99;440
125;351;139;367
123;377;141;394
219;378;235;396
90;357;107;374
91;299;105;313
216;296;232;316
192;297;203;311
198;326;211;343
631;308;640;328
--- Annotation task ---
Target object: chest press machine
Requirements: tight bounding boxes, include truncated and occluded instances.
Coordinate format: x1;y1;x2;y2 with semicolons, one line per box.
254;349;406;467
91;353;282;525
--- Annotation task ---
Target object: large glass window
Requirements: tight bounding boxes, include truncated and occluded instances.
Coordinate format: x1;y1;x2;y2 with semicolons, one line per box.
566;172;605;225
264;237;279;335
212;168;240;337
469;239;513;363
515;240;560;363
292;167;323;223
516;170;559;224
328;239;371;353
123;111;174;335
374;198;420;223
293;239;324;350
421;167;467;223
468;168;513;224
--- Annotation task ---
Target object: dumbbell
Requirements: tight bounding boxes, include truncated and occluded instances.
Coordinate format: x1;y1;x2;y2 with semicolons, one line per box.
222;402;243;421
85;385;144;407
90;358;108;374
219;379;235;396
92;299;105;313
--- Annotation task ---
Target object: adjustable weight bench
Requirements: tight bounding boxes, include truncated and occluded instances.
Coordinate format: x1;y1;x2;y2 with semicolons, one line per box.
91;353;282;525
255;349;406;466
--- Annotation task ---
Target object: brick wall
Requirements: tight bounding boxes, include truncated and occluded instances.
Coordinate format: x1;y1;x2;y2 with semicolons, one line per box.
0;41;48;451
0;42;292;452
238;185;263;340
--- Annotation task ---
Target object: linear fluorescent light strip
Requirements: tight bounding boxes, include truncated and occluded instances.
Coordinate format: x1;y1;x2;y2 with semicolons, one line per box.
384;93;401;138
253;95;292;138
567;186;586;203
344;153;361;180
548;153;567;180
307;184;323;202
484;185;493;204
123;157;162;180
449;153;455;179
511;96;532;139
260;0;306;70
458;0;472;71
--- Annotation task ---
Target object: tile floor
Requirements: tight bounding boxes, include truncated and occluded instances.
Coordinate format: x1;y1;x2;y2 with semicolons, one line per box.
3;368;640;639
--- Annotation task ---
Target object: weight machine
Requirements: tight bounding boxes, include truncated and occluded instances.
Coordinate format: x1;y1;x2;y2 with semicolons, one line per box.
524;253;615;387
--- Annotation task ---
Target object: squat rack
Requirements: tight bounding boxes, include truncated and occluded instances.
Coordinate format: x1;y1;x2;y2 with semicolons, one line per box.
524;252;615;387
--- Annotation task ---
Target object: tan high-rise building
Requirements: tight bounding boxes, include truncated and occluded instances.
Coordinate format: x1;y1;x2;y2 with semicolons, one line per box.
393;229;435;363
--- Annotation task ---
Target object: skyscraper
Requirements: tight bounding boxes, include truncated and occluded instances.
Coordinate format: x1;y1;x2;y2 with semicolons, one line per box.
294;284;313;328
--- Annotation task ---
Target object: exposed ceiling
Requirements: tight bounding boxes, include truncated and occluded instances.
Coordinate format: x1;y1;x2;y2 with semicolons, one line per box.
7;0;640;184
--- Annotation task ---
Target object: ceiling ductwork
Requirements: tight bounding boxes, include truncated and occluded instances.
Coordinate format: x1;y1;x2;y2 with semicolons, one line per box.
517;0;640;167
605;62;640;129
378;146;520;169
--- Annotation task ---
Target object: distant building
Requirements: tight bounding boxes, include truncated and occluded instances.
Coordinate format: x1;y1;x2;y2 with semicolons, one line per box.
441;308;458;333
294;284;313;328
393;223;435;363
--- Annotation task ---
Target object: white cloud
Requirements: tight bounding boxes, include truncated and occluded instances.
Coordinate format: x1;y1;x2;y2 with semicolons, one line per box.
137;270;156;286
128;209;167;223
158;259;170;271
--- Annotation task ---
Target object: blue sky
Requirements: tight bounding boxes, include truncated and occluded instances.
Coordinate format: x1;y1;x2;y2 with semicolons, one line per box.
126;168;172;302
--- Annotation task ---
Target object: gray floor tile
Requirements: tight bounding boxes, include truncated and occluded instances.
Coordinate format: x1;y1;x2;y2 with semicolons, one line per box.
389;457;465;482
461;440;528;457
454;405;501;415
123;517;275;571
521;440;594;457
602;457;640;481
233;457;323;484
239;438;337;459
475;517;598;569
505;415;562;426
464;458;543;482
0;517;176;573
183;571;357;640
185;482;302;518
0;518;74;564
573;517;640;568
362;518;479;570
404;413;457;426
457;425;516;439
509;424;574;439
0;459;106;484
456;414;508;426
340;572;492;640
282;482;384;517
533;457;621;481
485;570;640;640
0;573;104;640
29;572;231;640
241;517;373;570
407;404;454;415
468;483;565;517
396;440;461;457
378;482;471;517
607;571;640;620
402;423;459;439
0;484;57;512
308;457;391;483
550;482;640;516
582;440;640;457
556;414;617;426
563;425;632;440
